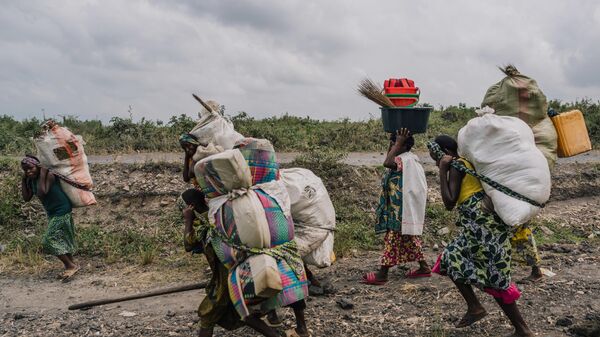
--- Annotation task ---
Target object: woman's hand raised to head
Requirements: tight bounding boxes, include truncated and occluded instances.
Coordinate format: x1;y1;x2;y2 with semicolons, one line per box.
395;128;411;147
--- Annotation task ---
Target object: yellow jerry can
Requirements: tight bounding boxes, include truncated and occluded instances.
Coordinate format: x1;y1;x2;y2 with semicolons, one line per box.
550;109;592;157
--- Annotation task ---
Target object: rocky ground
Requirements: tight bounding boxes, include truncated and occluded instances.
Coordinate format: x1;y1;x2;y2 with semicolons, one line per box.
1;155;599;337
1;228;599;337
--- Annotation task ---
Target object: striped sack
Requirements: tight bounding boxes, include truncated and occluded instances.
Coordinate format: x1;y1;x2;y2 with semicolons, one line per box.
234;138;280;185
228;255;308;318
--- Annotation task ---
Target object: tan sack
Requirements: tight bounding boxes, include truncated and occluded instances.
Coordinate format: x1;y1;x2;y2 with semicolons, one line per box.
481;65;558;167
34;123;96;207
194;149;252;198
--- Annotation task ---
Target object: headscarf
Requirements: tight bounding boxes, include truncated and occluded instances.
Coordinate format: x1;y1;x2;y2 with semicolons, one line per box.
179;133;200;146
21;155;40;168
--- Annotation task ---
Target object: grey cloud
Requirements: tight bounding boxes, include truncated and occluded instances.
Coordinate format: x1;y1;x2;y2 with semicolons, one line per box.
1;0;599;123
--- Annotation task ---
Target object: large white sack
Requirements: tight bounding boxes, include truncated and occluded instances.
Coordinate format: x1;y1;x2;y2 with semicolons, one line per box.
302;231;335;268
190;107;244;150
280;168;336;266
457;113;551;226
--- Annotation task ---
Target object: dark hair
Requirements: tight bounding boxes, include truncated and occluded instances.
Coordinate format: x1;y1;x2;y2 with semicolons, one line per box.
181;188;208;211
389;134;415;152
434;135;458;154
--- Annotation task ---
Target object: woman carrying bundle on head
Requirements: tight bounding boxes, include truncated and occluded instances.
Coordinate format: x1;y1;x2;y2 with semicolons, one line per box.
21;155;80;282
428;135;533;337
362;128;430;285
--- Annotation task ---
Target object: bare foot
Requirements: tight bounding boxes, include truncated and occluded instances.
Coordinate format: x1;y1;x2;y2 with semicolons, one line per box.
456;309;488;328
505;332;534;337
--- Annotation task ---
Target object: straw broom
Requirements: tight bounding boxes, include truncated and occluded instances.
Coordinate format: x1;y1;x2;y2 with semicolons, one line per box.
357;78;394;107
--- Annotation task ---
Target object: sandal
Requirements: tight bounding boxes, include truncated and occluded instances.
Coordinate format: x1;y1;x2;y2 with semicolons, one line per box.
405;269;432;278
61;266;80;283
360;272;387;285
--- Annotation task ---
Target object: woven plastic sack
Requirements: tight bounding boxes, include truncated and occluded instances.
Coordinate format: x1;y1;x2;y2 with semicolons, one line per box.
189;101;244;150
34;124;96;207
194;149;252;198
280;168;336;267
457;112;551;226
208;181;295;249
481;66;558;167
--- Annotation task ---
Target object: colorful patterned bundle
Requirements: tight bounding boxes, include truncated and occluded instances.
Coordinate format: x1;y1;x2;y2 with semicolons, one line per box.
234;138;280;185
194;149;252;198
228;256;308;318
213;188;294;249
254;189;294;246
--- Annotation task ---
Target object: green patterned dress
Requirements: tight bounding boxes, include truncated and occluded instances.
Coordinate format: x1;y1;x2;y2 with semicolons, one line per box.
32;179;75;256
438;191;513;290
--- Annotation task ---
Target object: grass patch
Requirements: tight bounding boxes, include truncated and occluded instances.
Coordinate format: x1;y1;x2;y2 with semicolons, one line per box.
532;218;589;245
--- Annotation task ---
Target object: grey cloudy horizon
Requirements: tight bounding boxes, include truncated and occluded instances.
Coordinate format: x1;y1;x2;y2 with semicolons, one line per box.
1;0;599;122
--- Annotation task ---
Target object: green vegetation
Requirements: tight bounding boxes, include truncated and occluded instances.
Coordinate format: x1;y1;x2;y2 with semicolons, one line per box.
532;218;590;245
2;100;597;155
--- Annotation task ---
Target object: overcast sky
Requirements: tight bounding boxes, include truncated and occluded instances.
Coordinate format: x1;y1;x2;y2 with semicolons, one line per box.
1;0;599;122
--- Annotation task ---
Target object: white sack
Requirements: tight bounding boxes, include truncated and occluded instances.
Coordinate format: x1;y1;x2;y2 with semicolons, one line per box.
457;113;551;226
280;168;336;266
247;254;283;298
208;189;272;248
190;107;244;150
398;152;427;235
301;231;335;268
194;149;253;195
192;143;224;162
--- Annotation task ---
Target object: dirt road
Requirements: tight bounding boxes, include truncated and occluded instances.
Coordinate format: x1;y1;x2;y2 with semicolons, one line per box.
84;150;600;166
1;158;599;337
2;196;599;337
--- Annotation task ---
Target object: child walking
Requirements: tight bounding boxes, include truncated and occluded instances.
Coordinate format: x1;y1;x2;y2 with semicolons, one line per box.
21;155;79;281
428;135;533;337
362;128;430;285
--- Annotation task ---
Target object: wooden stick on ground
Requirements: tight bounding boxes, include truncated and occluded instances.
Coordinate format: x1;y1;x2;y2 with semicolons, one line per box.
68;281;208;311
192;94;215;113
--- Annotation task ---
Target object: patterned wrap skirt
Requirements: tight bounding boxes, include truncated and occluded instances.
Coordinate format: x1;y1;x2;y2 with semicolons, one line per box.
437;192;513;291
42;213;76;256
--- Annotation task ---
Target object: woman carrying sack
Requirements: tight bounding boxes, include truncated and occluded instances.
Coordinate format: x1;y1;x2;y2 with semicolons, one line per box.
21;155;80;282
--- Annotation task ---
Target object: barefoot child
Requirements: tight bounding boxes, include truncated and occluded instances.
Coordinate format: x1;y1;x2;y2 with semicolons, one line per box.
178;189;310;337
21;155;79;281
428;135;533;337
362;128;430;285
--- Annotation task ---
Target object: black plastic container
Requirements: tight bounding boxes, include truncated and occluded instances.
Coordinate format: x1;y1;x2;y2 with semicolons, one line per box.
380;107;433;134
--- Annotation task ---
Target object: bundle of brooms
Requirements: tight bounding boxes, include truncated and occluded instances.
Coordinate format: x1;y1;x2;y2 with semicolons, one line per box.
357;78;393;107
